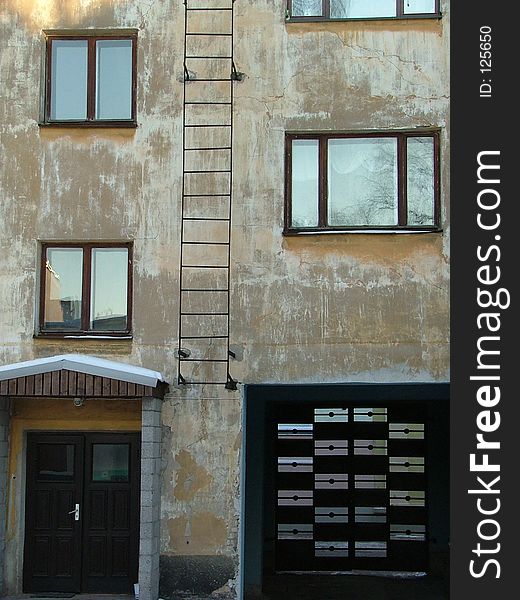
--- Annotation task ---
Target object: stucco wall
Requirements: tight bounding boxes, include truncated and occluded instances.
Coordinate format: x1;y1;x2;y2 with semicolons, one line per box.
0;0;450;594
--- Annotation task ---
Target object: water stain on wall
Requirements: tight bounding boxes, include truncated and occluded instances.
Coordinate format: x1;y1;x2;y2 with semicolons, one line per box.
173;449;213;502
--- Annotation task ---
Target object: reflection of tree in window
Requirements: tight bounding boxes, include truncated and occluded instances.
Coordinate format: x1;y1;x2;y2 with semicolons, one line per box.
328;138;398;227
292;0;398;19
291;0;436;18
288;134;437;230
327;137;435;226
292;0;323;17
407;137;435;226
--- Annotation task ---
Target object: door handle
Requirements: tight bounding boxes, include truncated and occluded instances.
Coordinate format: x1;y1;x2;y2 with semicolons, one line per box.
68;503;80;521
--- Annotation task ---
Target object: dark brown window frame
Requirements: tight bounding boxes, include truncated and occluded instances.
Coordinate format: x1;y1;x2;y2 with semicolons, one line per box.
284;130;441;234
38;242;133;338
286;0;441;21
41;32;138;128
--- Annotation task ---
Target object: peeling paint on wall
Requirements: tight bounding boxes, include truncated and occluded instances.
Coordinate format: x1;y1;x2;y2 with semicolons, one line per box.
173;450;213;502
167;512;228;555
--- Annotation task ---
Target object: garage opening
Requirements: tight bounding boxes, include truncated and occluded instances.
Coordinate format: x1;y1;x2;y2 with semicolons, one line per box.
242;383;449;600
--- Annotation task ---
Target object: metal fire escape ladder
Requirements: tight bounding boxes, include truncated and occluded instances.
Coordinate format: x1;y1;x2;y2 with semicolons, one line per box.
177;0;241;389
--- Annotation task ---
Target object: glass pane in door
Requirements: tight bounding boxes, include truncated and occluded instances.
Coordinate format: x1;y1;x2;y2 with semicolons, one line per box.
92;444;130;482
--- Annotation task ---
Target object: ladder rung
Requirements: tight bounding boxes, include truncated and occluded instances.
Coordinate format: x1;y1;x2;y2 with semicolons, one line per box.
179;381;229;385
186;7;233;11
182;217;230;221
181;312;228;316
180;335;228;339
184;193;231;197
185;56;233;59
185;101;232;106
184;169;231;173
186;32;232;37
179;359;229;363
184;124;231;128
181;265;228;269
186;78;234;82
181;288;229;292
179;358;228;363
185;146;232;151
182;241;229;246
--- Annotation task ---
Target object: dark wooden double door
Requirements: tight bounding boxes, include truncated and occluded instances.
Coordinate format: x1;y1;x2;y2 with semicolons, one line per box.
24;432;140;593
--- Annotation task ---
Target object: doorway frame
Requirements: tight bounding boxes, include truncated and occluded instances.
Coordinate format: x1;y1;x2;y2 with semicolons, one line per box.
4;397;162;600
0;356;167;600
23;431;142;594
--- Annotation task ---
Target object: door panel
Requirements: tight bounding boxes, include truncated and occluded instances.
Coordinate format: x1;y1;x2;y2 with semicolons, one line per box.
24;432;140;594
113;490;131;530
24;434;84;592
82;433;140;593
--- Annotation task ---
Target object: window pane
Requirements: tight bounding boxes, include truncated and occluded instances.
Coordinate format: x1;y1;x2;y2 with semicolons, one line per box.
403;0;436;14
407;137;435;226
95;40;133;120
50;40;88;120
92;444;129;482
44;248;83;329
37;444;75;481
331;0;396;19
90;248;129;331
328;138;398;226
291;0;323;17
291;140;319;228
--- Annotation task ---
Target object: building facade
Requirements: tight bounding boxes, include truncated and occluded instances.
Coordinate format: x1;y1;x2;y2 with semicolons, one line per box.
0;1;450;599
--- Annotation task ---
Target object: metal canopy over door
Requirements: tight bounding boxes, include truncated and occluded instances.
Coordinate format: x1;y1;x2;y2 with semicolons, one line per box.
274;402;427;572
23;432;140;593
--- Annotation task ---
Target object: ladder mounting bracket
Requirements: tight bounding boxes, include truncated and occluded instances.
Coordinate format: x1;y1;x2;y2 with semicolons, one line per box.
231;61;245;81
225;374;238;391
183;64;195;82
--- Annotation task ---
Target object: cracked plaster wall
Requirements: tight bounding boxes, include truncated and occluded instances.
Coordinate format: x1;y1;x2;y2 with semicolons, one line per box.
0;0;450;585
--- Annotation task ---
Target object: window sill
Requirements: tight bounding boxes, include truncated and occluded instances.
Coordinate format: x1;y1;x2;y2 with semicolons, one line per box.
283;228;443;236
39;121;138;129
285;14;442;24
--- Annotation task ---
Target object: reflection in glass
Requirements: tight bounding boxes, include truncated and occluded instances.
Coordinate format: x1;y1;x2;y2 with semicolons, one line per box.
92;444;129;482
291;0;323;17
403;0;436;14
407;137;435;225
50;40;88;120
44;248;83;329
37;444;75;481
96;40;133;120
90;248;129;331
330;0;396;19
291;140;319;227
328;138;398;226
